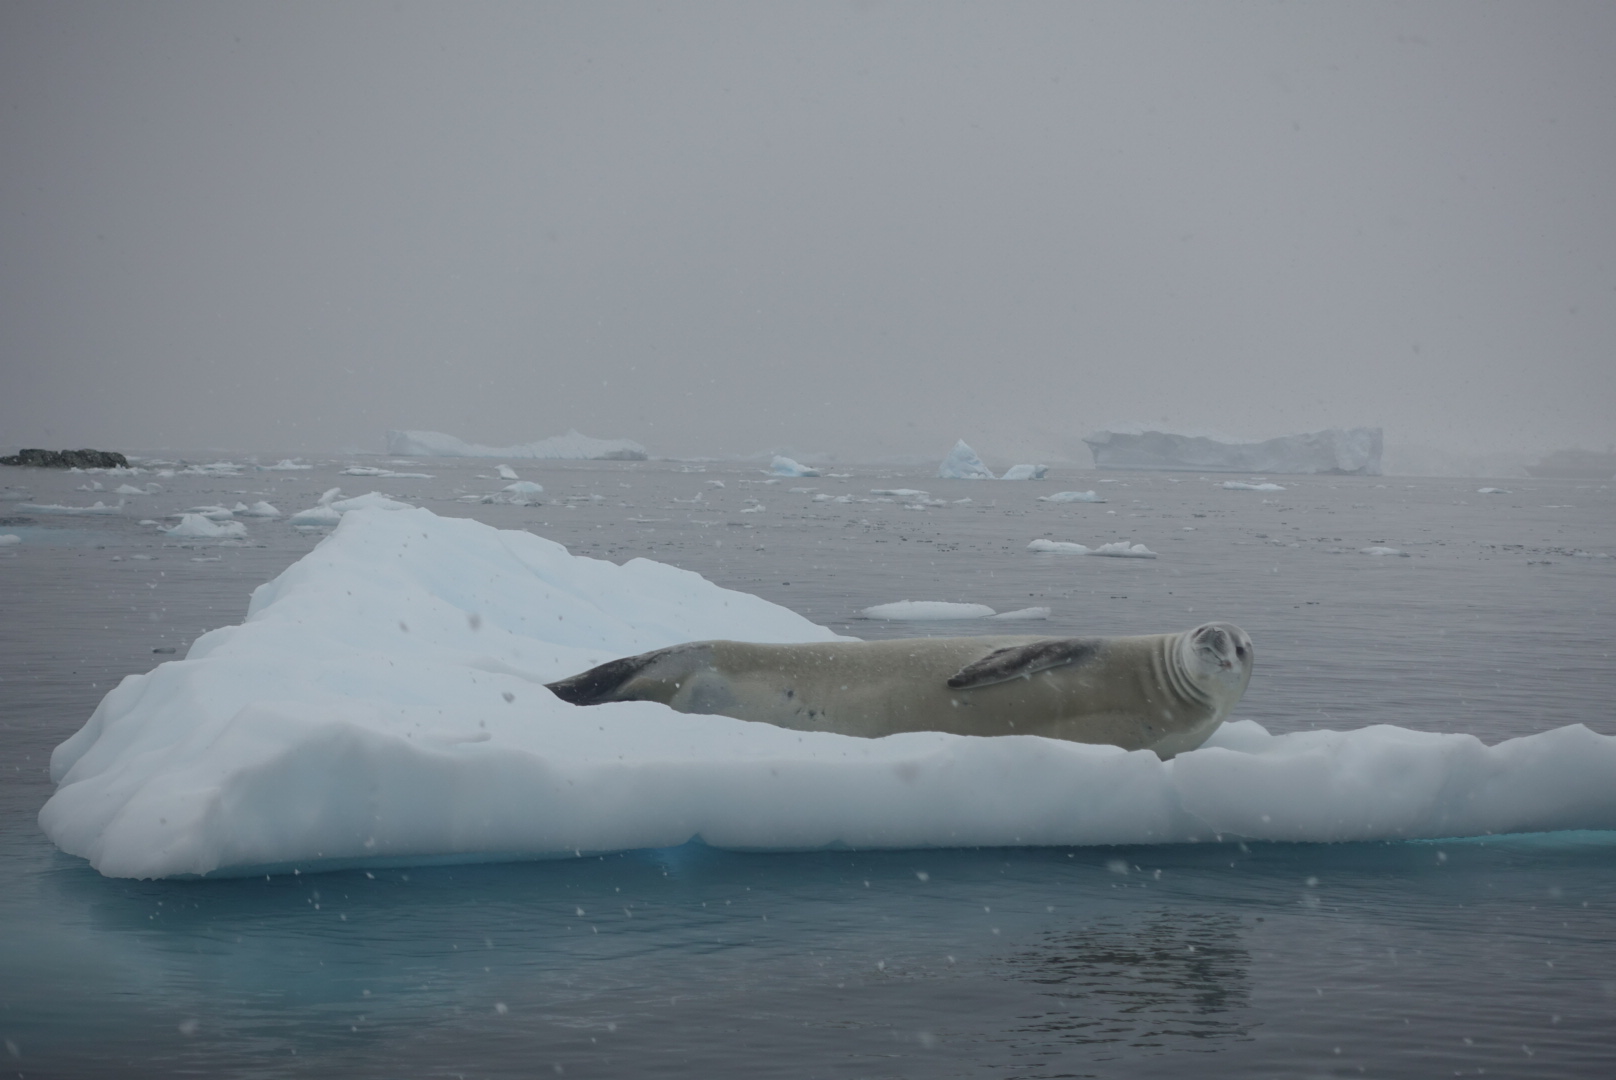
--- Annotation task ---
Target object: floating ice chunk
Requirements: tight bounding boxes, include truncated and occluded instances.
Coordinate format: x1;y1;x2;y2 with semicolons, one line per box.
1477;487;1512;495
988;606;1052;620
1027;539;1091;554
261;459;313;470
36;506;1616;879
1359;546;1408;557
871;489;928;498
497;464;519;480
1038;491;1105;504
164;514;248;538
386;429;648;460
1000;464;1047;481
813;493;854;503
769;456;820;477
857;601;997;620
938;440;994;480
1091;542;1157;558
18;500;124;515
706;480;725;488
180;462;244;476
114;484;148;496
185;505;236;522
1028;539;1157;558
341;466;433;479
739;504;765;514
481;481;546;506
1221;481;1286;492
238;501;282;518
0;534;19;546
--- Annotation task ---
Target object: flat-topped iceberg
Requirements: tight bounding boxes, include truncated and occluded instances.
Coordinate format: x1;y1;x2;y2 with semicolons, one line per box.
1086;428;1382;475
39;507;1616;879
386;429;648;461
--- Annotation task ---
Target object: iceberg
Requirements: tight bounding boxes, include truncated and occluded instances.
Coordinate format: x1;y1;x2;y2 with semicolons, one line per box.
36;505;1616;880
938;440;995;480
288;489;414;527
386;429;648;461
1000;464;1048;481
1086;428;1383;475
769;456;820;477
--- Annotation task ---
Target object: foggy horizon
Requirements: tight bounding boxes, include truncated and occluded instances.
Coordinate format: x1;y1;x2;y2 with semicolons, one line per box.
3;2;1614;468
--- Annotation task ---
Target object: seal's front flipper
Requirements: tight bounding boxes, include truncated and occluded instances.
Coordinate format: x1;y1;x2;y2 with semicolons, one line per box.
946;638;1103;690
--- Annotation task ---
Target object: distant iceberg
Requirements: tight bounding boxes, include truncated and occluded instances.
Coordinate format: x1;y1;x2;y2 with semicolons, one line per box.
769;455;820;477
386;429;648;461
938;440;995;480
1085;428;1382;475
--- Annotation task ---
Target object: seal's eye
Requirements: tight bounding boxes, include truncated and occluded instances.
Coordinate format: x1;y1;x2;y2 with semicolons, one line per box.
1235;645;1246;659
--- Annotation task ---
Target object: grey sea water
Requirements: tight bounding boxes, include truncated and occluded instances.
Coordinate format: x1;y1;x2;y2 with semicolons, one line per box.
1;454;1613;1078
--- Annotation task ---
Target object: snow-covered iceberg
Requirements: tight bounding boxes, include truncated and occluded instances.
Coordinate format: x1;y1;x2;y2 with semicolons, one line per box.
39;506;1616;880
938;440;994;480
1085;428;1382;475
386;429;648;461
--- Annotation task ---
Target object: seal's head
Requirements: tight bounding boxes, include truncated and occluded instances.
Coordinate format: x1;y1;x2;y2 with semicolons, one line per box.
1181;622;1254;708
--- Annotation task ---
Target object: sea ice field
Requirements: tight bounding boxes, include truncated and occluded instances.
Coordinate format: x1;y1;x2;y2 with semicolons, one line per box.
2;452;1614;1078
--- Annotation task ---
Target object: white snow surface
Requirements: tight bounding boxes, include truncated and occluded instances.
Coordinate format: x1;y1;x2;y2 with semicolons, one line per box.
39;507;1616;880
938;440;994;480
769;456;820;477
1038;491;1105;503
386;429;648;461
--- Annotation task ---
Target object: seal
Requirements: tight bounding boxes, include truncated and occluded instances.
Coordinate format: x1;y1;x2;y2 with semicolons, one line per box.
546;622;1253;759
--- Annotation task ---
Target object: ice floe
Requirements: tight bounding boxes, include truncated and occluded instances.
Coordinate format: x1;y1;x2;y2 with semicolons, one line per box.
1477;487;1512;495
857;601;996;620
164;514;247;539
497;464;519;480
1221;481;1286;492
261;459;313;470
386;429;648;461
0;534;20;546
37;505;1616;880
289;489;415;527
1360;546;1409;557
17;500;124;515
769;456;820;477
481;481;546;506
342;466;434;479
938;440;995;480
1038;491;1105;504
1028;539;1157;558
238;501;282;518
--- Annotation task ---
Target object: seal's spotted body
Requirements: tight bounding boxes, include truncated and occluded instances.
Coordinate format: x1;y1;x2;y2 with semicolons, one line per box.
548;623;1253;759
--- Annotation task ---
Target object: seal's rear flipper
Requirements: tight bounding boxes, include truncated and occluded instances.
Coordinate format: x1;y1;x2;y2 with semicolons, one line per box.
546;642;711;706
946;638;1103;690
546;654;652;705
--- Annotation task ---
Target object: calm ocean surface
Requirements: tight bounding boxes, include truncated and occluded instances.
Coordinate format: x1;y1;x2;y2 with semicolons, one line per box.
2;453;1613;1078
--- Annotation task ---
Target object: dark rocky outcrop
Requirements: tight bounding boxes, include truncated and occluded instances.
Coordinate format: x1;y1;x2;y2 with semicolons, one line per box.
0;448;130;469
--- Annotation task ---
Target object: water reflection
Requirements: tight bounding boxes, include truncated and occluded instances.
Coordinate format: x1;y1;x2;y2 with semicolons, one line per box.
999;911;1251;1050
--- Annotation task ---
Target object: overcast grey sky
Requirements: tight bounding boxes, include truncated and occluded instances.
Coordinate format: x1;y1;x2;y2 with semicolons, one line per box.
2;1;1612;463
